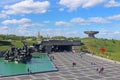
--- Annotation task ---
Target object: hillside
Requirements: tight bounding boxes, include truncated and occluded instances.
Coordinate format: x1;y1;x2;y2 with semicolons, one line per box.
81;38;120;61
0;40;37;51
0;38;120;61
0;41;12;50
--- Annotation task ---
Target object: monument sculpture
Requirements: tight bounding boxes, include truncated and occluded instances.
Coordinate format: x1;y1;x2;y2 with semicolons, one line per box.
84;31;99;38
3;42;32;63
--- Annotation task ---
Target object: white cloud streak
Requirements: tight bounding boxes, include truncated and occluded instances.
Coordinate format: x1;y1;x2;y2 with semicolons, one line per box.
2;18;31;25
40;28;80;37
2;18;44;28
2;0;50;15
59;8;64;11
71;17;86;23
59;0;106;11
71;17;90;25
113;31;120;35
105;0;120;7
0;26;9;34
82;0;105;8
0;13;8;19
55;14;120;27
107;14;120;20
1;18;44;36
0;0;21;5
55;21;71;26
88;17;109;23
59;0;120;11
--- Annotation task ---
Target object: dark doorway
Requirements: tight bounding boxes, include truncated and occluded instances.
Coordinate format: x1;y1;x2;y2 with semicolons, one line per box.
51;45;72;52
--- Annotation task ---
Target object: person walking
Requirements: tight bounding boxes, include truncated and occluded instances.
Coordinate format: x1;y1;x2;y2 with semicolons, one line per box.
96;68;99;72
99;66;104;74
27;68;30;75
72;62;76;67
80;54;83;58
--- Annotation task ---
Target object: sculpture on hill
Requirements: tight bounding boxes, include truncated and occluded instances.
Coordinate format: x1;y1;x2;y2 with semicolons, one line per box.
84;31;99;38
3;42;32;63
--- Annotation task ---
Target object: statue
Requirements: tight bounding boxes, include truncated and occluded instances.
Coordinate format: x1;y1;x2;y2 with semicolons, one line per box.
2;42;32;64
84;31;99;38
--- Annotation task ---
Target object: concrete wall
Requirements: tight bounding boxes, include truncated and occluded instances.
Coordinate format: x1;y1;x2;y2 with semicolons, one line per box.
72;46;81;53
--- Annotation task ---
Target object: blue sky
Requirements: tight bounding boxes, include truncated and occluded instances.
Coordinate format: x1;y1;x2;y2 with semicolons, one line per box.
0;0;120;39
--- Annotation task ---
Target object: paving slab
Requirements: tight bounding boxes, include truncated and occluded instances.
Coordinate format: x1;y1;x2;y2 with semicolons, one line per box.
0;52;120;80
77;77;93;80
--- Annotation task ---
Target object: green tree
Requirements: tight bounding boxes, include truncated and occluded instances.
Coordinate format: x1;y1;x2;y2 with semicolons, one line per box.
52;36;67;40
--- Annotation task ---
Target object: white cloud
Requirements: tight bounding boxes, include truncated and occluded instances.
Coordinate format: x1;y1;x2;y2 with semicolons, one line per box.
0;13;7;18
59;8;64;11
43;20;50;24
20;23;44;28
59;0;106;11
0;0;21;5
97;30;120;40
2;18;44;28
113;31;120;34
0;26;8;30
70;17;109;25
99;29;108;34
71;17;90;25
88;17;109;23
16;27;32;36
82;0;105;8
55;21;71;26
40;28;80;37
0;26;9;34
2;0;50;15
2;18;31;25
1;18;44;36
13;23;43;36
71;17;86;23
59;0;81;11
55;16;110;27
107;14;120;20
97;29;112;39
105;0;120;7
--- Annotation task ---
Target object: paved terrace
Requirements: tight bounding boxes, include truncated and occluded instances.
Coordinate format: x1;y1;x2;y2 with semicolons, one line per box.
0;52;120;80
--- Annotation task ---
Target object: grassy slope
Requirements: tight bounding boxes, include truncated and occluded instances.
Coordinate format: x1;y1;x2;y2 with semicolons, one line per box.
81;38;120;61
0;40;11;50
0;38;120;61
0;40;37;51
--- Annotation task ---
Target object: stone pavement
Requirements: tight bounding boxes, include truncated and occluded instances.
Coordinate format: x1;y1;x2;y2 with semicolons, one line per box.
0;52;120;80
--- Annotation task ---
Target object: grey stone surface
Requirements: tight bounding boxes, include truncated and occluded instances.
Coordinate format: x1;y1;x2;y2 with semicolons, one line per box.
0;78;16;80
88;75;103;79
17;75;33;80
77;77;93;80
0;52;120;80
